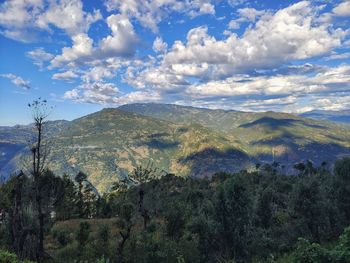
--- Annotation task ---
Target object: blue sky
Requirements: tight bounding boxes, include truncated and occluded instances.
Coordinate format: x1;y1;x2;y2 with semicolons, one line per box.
0;0;350;125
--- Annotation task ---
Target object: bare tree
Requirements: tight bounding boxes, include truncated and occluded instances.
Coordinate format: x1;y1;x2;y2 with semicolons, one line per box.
28;98;52;261
113;162;166;229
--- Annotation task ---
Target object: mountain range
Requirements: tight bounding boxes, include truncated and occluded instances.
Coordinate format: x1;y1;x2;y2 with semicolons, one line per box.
300;110;350;124
1;103;350;192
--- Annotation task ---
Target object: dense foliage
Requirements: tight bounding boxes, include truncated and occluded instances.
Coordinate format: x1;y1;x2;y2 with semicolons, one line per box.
1;158;350;262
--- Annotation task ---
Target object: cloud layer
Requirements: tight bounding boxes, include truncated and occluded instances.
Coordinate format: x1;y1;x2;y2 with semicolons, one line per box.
1;0;350;113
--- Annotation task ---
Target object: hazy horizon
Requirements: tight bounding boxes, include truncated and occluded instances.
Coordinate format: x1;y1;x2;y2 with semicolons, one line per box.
1;0;350;125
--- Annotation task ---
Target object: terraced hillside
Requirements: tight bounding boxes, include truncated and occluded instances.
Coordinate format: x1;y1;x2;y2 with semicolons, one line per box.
1;104;350;192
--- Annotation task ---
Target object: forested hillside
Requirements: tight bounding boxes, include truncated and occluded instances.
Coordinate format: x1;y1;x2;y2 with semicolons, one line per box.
1;104;350;192
1;158;350;262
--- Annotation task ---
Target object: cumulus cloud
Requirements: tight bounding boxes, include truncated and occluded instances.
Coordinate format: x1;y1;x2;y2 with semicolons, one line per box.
113;90;162;105
186;65;350;98
50;33;94;68
0;0;44;42
26;47;54;68
2;0;349;113
227;0;248;7
81;67;114;83
333;1;350;16
104;0;215;32
125;66;189;90
0;0;101;42
238;7;267;22
36;0;101;36
228;20;240;29
52;70;78;80
122;0;347;98
64;82;119;104
50;15;138;68
153;37;168;53
63;82;162;106
162;1;345;75
99;14;138;57
0;73;31;89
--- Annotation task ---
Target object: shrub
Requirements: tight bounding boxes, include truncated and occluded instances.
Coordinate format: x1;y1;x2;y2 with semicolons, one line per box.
293;238;331;263
52;228;71;247
0;250;36;263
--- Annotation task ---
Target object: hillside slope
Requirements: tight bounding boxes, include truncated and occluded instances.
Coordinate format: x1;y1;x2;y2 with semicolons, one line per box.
120;103;350;163
1;104;350;192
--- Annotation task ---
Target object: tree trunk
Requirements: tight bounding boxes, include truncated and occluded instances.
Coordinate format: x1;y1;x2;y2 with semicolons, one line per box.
34;120;45;262
117;226;131;263
138;188;149;229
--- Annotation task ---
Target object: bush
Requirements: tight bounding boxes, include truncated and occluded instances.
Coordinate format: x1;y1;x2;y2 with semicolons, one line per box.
52;228;71;247
293;238;331;263
52;244;78;263
0;250;36;263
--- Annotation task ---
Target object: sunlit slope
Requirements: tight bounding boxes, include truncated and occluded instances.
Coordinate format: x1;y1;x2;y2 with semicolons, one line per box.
120;103;350;164
45;109;251;192
1;104;350;192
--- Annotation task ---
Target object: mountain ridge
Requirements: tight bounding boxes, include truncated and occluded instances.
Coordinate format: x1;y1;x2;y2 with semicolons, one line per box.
1;103;350;191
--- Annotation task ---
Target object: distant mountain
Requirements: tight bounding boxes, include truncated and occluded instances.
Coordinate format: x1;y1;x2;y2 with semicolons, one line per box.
1;104;350;192
300;110;350;124
0;120;70;181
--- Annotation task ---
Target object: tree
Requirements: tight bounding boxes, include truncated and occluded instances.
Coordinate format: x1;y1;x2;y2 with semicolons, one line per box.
83;184;98;218
290;177;328;243
75;171;87;218
28;98;52;261
116;203;135;263
294;238;330;263
334;158;350;223
114;163;164;229
55;174;77;220
214;175;253;262
76;221;91;260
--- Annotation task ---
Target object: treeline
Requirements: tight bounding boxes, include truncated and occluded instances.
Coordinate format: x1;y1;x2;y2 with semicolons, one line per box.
1;158;350;262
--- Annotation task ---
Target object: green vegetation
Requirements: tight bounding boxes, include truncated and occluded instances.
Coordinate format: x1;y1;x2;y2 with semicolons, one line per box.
1;158;350;262
1;104;350;192
1;102;350;262
0;250;35;263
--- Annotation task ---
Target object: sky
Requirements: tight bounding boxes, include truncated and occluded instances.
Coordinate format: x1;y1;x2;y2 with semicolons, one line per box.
0;0;350;125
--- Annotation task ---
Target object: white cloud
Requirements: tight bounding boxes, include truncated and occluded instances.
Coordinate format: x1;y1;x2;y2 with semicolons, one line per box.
63;82;162;106
0;0;44;42
171;63;209;77
113;90;162;105
0;0;101;42
153;37;168;53
26;47;54;68
36;0;101;36
126;66;189;90
238;7;267;22
104;0;215;32
333;1;350;16
186;65;350;99
228;20;240;29
0;73;31;89
227;0;248;7
162;1;345;75
99;14;138;58
52;70;78;80
124;1;347;94
82;67;114;83
64;82;119;104
50;33;94;68
326;51;350;60
50;15;138;68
